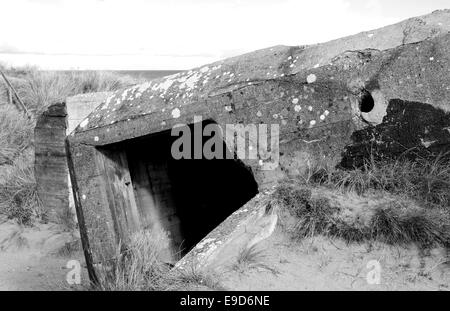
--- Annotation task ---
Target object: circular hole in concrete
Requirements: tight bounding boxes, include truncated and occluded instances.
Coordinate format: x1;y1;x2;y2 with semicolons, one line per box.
359;89;375;113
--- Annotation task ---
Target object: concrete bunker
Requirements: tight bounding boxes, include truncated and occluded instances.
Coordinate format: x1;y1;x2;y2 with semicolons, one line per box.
96;120;258;264
67;25;450;280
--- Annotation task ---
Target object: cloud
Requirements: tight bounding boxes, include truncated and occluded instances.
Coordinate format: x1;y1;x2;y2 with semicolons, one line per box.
0;0;443;69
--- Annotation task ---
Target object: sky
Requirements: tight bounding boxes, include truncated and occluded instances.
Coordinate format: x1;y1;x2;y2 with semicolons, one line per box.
0;0;448;70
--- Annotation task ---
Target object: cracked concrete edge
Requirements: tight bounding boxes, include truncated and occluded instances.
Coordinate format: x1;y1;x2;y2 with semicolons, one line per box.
175;189;277;271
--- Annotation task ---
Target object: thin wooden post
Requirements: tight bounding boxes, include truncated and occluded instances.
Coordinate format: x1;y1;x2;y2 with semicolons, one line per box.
8;86;13;106
0;70;31;119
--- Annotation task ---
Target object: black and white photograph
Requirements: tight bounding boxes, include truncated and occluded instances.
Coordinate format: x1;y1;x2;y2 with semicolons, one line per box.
0;0;449;297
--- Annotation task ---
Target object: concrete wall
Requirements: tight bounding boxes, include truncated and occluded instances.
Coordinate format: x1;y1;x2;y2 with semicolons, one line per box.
34;103;69;222
66;92;112;215
66;92;113;134
35;92;111;223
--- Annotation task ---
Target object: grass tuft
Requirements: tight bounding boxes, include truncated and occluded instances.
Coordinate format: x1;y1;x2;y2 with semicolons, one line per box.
232;245;278;275
274;181;450;250
91;229;224;291
326;154;450;209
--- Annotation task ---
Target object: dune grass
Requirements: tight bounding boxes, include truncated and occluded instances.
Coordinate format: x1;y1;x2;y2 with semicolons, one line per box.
3;69;140;115
274;154;450;250
311;153;450;209
0;105;38;224
232;245;278;275
90;229;224;291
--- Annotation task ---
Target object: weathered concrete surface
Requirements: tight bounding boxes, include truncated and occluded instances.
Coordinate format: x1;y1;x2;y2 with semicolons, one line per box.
66;10;450;280
34;103;69;223
34;93;111;224
66;92;113;217
66;92;113;135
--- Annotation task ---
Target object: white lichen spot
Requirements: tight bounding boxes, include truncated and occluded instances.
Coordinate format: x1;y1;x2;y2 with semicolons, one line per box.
292;98;299;104
121;89;129;101
161;121;166;126
195;238;215;249
179;72;201;90
429;57;434;61
94;136;99;142
171;108;181;119
225;106;233;112
79;118;89;128
258;159;264;166
256;111;262;117
137;82;152;93
306;74;317;84
324;110;330;116
308;106;313;111
82;195;86;200
153;79;174;93
313;63;320;69
273;114;279;119
368;33;374;38
287;56;292;60
310;120;316;126
294;105;302;112
320;115;326;121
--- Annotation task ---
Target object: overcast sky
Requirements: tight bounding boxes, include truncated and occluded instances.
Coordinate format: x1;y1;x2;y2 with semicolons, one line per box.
0;0;448;70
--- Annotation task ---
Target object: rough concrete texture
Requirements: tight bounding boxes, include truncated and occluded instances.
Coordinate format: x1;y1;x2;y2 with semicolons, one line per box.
67;10;450;280
35;103;69;222
66;92;113;135
65;92;113;218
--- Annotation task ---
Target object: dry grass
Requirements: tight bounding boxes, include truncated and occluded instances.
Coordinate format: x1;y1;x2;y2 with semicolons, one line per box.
232;245;278;275
0;106;39;224
89;229;224;291
274;179;450;250
4;70;141;115
0;155;41;225
311;153;450;209
0;106;34;166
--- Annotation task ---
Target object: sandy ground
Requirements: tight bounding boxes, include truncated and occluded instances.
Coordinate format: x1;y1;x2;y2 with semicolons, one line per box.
1;214;449;291
0;216;88;290
218;230;450;291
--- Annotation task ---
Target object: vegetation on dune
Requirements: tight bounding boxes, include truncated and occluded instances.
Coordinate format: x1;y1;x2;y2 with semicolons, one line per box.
274;154;450;250
0;106;37;224
88;229;223;291
327;154;450;209
0;66;142;225
2;69;141;115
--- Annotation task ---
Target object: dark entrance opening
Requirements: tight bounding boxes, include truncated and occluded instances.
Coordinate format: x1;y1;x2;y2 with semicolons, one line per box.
359;89;375;113
113;120;258;263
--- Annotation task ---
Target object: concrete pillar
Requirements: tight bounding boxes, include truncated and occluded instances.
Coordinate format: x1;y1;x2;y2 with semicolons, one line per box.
34;102;69;222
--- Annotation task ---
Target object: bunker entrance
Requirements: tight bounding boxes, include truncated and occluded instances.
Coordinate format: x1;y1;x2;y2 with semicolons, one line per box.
100;121;258;264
